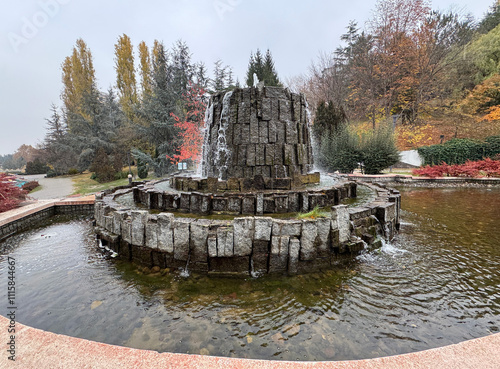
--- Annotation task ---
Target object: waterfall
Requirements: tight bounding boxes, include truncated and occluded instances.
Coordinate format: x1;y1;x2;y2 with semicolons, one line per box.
214;90;234;180
199;101;214;178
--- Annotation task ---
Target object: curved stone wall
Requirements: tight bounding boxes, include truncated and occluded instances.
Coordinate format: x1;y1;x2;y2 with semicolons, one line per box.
200;86;314;180
94;182;400;275
133;180;356;216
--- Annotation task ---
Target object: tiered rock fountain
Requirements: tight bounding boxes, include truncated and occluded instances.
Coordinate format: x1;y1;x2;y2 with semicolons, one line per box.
94;86;400;275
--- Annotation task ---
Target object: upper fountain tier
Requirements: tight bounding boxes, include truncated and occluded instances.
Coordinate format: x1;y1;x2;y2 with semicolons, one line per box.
200;86;314;181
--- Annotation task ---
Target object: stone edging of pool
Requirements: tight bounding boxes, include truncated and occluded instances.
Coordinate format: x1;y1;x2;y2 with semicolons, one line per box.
1;315;499;368
347;173;500;185
0;196;95;242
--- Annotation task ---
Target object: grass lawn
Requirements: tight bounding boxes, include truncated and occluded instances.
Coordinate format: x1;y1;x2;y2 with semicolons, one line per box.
29;186;43;194
71;170;156;196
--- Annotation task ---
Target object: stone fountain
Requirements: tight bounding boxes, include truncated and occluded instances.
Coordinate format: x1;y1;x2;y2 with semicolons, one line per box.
94;86;401;276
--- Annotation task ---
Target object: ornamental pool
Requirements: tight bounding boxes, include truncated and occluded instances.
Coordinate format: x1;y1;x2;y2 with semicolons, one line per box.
0;186;498;361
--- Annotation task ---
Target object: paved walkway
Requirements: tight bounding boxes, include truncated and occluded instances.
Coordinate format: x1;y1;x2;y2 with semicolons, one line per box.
19;174;75;200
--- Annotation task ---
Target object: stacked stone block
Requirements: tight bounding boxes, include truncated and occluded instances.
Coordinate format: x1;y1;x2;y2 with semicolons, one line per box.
201;87;314;180
95;182;401;275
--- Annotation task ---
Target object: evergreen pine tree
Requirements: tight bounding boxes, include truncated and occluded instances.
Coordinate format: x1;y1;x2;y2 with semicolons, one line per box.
245;49;281;87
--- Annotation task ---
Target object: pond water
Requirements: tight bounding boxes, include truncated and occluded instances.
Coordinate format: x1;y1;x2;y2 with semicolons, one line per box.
0;187;499;361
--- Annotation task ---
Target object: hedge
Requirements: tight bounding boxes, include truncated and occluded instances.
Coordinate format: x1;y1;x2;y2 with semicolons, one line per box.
417;135;500;166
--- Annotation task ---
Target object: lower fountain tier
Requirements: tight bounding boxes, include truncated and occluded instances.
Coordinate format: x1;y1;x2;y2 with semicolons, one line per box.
94;182;401;275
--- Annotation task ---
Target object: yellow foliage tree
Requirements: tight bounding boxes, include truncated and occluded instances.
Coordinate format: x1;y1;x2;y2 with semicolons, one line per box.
114;34;137;122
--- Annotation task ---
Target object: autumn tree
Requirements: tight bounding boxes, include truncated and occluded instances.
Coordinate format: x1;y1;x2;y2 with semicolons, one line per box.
168;82;207;165
138;41;152;99
114;34;137;121
61;38;97;127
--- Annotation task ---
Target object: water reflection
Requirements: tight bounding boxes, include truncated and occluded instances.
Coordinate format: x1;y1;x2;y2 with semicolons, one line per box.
0;187;499;361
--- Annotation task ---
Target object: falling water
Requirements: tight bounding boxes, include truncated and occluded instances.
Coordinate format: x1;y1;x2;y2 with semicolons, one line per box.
214;90;234;179
179;254;191;278
199;102;214;178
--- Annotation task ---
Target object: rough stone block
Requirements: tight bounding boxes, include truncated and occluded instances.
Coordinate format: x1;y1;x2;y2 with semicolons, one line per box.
228;197;242;214
173;219;190;261
269;236;289;273
121;220;132;244
179;193;190;212
316;217;331;257
240;124;250;144
217;181;228;192
242;196;255;214
376;203;396;223
279;99;291;121
250;121;260;143
256;144;266;166
263;197;275;213
190;220;209;263
284;144;296;166
276;122;286;145
285;121;298;144
268;119;277;143
265;144;275;165
256;193;264;215
233;217;254;256
288;238;300;274
208;235;217;258
212;196;228;212
262;98;272;120
104;215;113;233
332;205;350;243
252;217;271;240
217;227;234;257
145;216;158;249
233;124;241;145
259;121;268;143
275;195;289;213
300;220;317;261
131;210;148;246
239;178;254;192
247;144;256;166
227;178;240;191
163;194;179;210
252;240;269;274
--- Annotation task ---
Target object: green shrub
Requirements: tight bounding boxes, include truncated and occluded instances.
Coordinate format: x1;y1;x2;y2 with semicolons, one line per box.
318;124;361;173
137;159;149;179
25;158;49;175
418;135;500;166
318;123;399;174
46;170;57;178
114;171;129;180
68;168;79;175
360;125;400;174
89;147;116;183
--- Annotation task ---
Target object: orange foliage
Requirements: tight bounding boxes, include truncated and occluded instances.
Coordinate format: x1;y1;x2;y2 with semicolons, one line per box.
168;82;207;165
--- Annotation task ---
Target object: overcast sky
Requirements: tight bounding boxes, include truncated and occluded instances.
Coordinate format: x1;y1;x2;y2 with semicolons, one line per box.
0;0;495;156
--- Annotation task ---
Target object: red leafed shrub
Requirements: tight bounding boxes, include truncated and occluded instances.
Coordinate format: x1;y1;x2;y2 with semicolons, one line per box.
412;163;450;178
0;173;27;213
22;181;40;192
412;159;500;178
